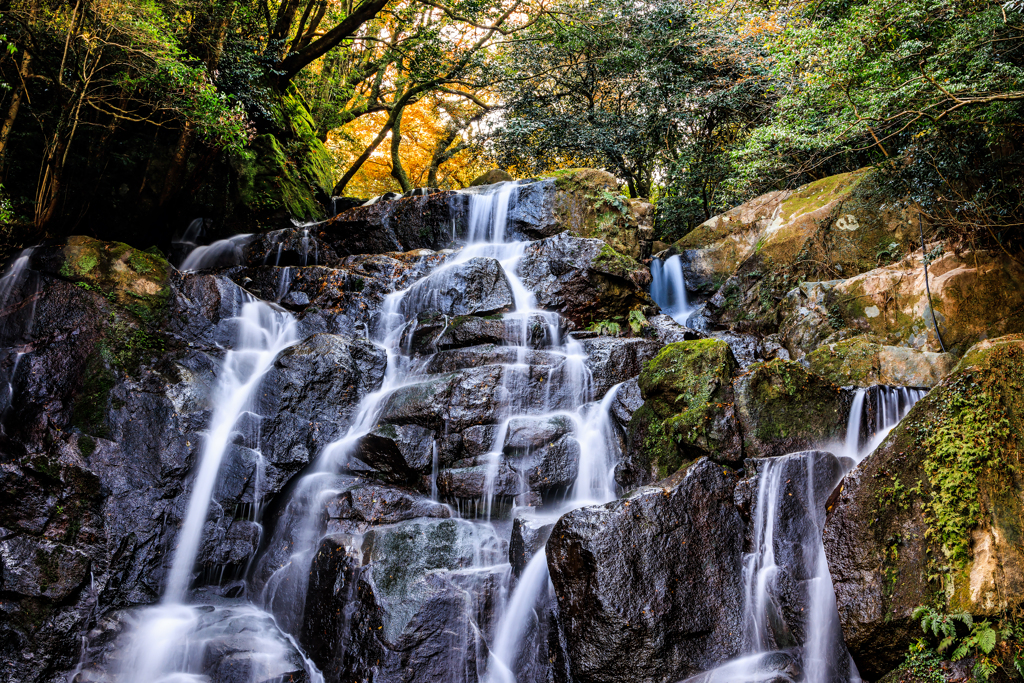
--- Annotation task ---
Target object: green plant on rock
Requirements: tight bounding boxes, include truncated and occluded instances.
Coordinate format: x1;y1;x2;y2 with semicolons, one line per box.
922;381;1011;565
628;309;648;335
912;606;1010;680
588;320;622;336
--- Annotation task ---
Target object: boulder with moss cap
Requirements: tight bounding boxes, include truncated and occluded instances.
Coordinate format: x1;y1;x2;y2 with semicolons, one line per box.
621;339;742;488
823;334;1024;678
731;359;851;458
807;335;957;388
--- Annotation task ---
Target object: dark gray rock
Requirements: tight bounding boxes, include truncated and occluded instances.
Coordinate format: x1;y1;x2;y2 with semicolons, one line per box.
379;365;504;432
400;257;514;319
510;515;555;578
518;233;649;329
709;330;762;369
609;378;642;432
244;227;337;268
258;333;387;496
547;459;744;683
581;336;661;398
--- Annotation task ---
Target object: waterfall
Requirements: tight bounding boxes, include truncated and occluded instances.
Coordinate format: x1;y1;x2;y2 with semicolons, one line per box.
178;234;251;271
650;254;691;325
164;302;298;602
114;300;303;683
689;384;927;683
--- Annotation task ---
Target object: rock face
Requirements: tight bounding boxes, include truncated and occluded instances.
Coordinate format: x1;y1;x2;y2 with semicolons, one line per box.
547;459;744;683
783;249;1024;356
732;359;850;458
519;233;650;329
823;335;1024;678
624;340;741;486
400;257;514;318
806;335;956;388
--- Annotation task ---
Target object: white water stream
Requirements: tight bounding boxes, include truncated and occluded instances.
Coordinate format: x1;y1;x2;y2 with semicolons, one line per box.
650;254;691;325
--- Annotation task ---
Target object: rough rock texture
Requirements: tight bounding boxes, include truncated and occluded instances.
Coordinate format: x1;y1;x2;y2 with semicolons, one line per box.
580;336;661;399
400;257;514;318
732;359;850;458
519;233;650;329
329;518;504;683
243;226;337;267
624;340;741;487
783;249;1024;356
824;335;1024;678
806;335;956;388
320;189;468;256
547;459;744;683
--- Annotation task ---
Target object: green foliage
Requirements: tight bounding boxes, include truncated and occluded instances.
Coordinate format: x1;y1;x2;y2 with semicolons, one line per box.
911;606;1016;681
628;309;649;335
921;379;1011;564
587;320;622;337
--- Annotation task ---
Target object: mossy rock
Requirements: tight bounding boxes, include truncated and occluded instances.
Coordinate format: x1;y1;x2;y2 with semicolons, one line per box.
732;359;850;458
61;236;170;323
546;169;647;260
822;334;1024;677
807;335;957;388
627;339;742;479
236;90;334;221
470;169;513;187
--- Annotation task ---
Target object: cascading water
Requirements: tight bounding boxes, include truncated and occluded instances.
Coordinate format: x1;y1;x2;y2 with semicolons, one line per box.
245;180;629;683
111;299;312;683
650;254;691;325
178;234;252;271
688;384;926;683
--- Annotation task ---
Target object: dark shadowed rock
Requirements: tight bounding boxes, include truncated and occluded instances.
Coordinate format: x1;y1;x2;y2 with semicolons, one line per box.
243;227;337;268
518;233;649;329
547;459;744;683
581;336;661;398
510;515;555;578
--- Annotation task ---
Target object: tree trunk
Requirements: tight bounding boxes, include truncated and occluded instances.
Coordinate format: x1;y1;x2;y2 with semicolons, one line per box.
333;114;396;195
0;52;30;168
160;122;195;206
389;107;412;192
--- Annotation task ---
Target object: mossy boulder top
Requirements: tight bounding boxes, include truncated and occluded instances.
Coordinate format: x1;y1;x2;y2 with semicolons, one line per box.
807;335;957;388
627;339;743;478
823;334;1024;677
669;168;923;293
61;236;171;318
731;358;851;458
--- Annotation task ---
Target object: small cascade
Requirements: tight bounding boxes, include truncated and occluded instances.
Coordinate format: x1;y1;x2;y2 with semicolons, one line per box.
114;300;307;683
690;385;927;683
0;246;38;339
650;254;691;325
178;234;252;271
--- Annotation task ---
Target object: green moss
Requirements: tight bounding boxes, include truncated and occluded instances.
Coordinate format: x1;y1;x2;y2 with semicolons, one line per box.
779;169;867;222
79;435;97;460
631;340;737;475
733;359;848;455
807;336;883;385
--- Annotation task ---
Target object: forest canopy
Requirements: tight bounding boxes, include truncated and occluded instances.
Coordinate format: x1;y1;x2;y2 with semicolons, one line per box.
0;0;1021;250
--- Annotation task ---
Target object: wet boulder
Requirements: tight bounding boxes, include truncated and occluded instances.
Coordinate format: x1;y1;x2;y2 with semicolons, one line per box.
378;364;505;432
400;257;514;318
351;422;446;488
547;458;744;683
732;359;850;459
327;484;451;526
243;226;337;268
625;340;742;486
321;189;467;256
823;335;1024;679
259;333;387;495
581;336;662;399
334;518;505;682
806;335;956;388
510;515;555;578
518;233;650;330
